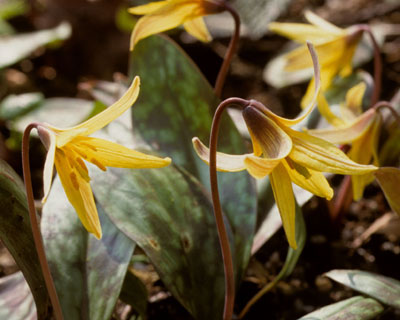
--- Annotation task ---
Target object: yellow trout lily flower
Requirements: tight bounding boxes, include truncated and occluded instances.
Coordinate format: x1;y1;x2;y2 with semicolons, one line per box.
307;83;381;200
269;11;363;108
37;76;171;239
192;74;377;249
128;0;224;50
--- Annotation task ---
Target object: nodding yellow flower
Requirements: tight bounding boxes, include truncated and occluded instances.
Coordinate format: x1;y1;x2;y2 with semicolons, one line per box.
192;75;377;249
37;76;171;239
269;11;363;108
307;83;381;201
128;0;224;50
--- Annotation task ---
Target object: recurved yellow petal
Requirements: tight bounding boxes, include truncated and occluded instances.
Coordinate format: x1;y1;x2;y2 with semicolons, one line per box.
270;163;297;249
54;77;140;147
71;136;171;169
192;137;248;172
129;1;211;50
342;82;366;119
304;10;344;34
128;0;169;15
283;158;333;200
374;167;400;215
287;128;377;175
54;149;102;239
307;108;377;144
316;93;345;127
268;22;337;43
183;17;212;42
243;155;282;179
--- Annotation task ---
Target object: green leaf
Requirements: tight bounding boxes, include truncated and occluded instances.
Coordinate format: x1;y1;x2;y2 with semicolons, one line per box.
92;164;228;319
0;22;71;68
0;92;44;121
120;271;148;318
325;269;400;309
0;159;49;318
299;296;383;320
0;0;28;20
0;272;37;319
42;177;135;320
129;35;257;282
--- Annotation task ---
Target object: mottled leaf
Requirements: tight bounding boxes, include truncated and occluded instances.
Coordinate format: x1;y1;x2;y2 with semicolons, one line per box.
0;22;71;68
42;177;135;320
92;164;229;320
299;296;383;320
0;92;44;121
0;272;36;320
374;167;400;216
0;159;49;318
326;269;400;309
129;35;256;282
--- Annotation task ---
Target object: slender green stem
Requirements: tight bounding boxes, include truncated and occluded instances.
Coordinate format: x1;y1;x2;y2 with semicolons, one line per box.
374;101;400;126
214;1;241;98
209;97;249;320
359;25;382;106
22;124;64;320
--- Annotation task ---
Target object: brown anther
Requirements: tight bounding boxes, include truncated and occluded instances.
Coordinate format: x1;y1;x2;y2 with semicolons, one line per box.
91;159;107;171
70;172;80;190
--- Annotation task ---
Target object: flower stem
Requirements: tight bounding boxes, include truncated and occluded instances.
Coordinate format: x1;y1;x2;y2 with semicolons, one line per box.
22;124;64;320
374;101;400;126
360;25;382;106
209;97;249;320
214;2;241;98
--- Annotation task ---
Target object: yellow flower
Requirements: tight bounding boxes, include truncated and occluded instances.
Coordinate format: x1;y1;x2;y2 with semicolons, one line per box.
269;11;363;108
128;0;224;50
37;76;171;239
192;80;377;249
307;83;381;201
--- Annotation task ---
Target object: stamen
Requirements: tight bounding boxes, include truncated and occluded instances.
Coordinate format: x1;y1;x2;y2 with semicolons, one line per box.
70;172;80;190
75;158;91;183
90;158;107;171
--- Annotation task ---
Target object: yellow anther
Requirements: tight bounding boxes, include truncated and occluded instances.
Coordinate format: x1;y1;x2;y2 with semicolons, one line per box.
91;158;107;171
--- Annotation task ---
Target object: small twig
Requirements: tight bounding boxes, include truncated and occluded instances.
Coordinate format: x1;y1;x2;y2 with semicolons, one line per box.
22;124;64;320
209;97;249;320
214;1;241;98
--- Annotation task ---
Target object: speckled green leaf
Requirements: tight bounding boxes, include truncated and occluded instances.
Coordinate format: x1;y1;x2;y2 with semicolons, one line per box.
42;177;135;320
0;272;36;320
326;269;400;309
129;35;256;282
0;159;49;318
92;164;229;320
299;296;383;320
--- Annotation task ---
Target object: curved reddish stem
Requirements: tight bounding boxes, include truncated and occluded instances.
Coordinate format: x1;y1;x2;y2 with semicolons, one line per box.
209;97;249;320
22;124;64;320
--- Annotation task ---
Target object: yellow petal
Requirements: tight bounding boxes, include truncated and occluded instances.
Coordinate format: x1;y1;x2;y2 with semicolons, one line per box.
243;156;282;179
287;127;377;175
306;108;377;144
128;1;169;15
242;105;293;158
374;167;400;215
316;93;346;127
342;82;366;119
53;77;140;147
40;128;57;203
269;22;337;43
129;0;216;50
54;149;102;239
248;129;262;157
304;10;344;34
71;136;171;169
270;163;297;249
283;158;333;200
183;17;212;42
192;137;248;172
